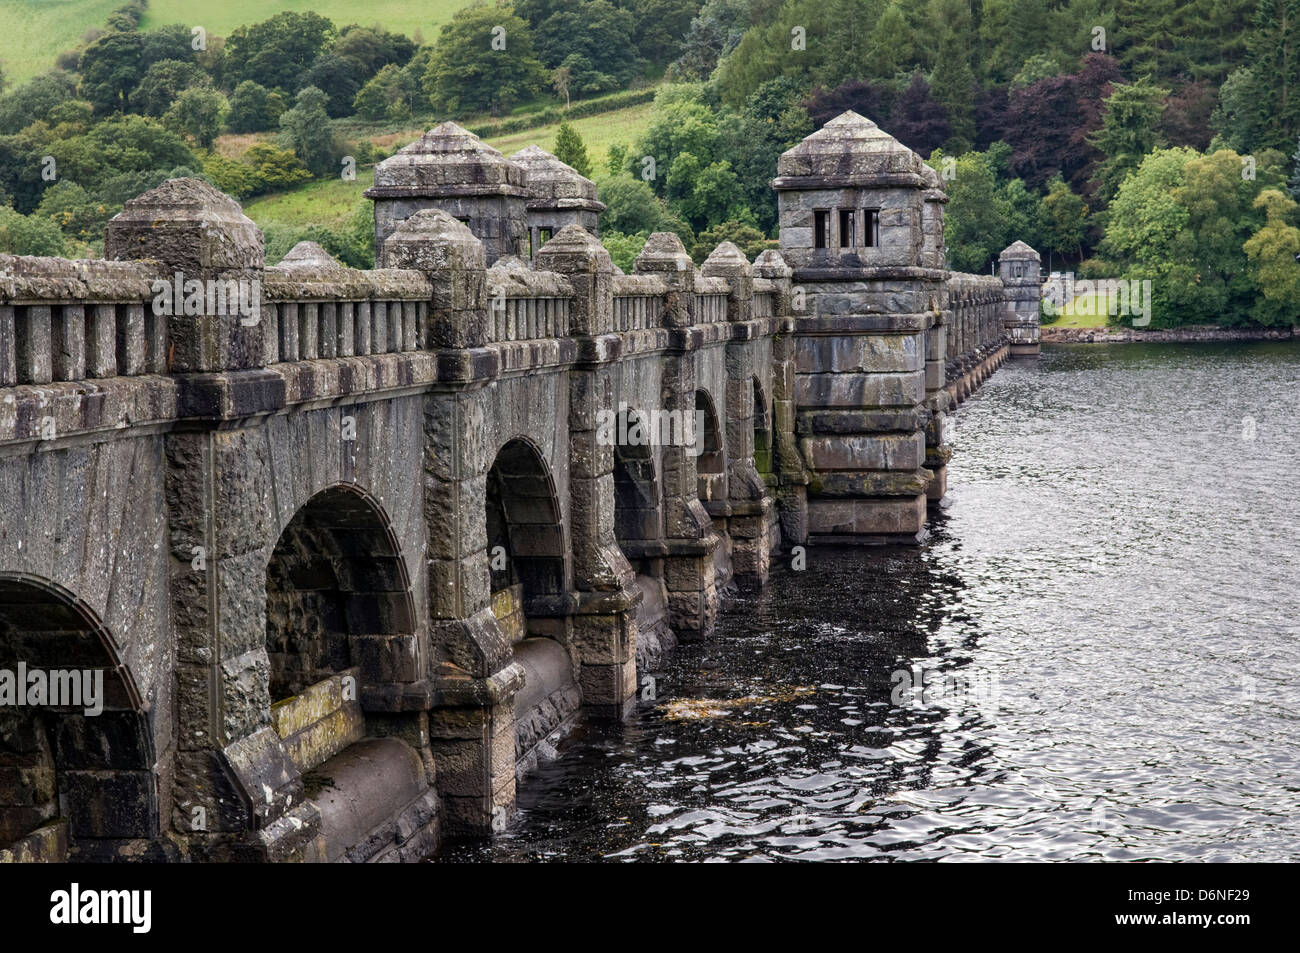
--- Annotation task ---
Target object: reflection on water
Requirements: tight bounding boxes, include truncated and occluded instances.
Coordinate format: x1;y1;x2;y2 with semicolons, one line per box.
440;342;1300;862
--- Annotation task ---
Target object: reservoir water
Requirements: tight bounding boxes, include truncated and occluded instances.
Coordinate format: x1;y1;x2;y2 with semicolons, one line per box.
441;342;1300;862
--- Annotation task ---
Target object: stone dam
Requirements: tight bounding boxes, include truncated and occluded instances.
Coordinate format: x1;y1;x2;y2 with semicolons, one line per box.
0;112;1040;862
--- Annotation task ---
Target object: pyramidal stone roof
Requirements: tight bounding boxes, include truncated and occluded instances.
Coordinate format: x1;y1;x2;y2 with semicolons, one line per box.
366;121;530;198
509;145;605;212
999;240;1041;260
772;111;931;188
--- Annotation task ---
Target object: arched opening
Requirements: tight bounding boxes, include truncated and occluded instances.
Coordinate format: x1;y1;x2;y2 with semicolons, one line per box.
485;438;578;775
695;389;725;503
752;376;773;478
613;409;662;554
0;576;155;859
612;410;673;670
485;438;566;615
265;485;415;704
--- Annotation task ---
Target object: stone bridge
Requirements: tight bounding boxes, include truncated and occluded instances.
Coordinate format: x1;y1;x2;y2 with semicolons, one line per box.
0;112;1040;862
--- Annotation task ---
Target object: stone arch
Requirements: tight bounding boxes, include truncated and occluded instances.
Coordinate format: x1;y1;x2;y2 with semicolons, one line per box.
485;437;567;618
612;408;663;554
0;574;156;857
694;389;725;503
265;484;417;703
752;375;773;478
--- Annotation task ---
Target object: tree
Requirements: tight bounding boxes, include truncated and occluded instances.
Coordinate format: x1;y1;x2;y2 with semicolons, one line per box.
1244;189;1300;324
737;77;811;231
870;2;917;77
35;180;110;242
601;230;647;272
1003;54;1123;191
0;72;76;136
933;148;1011;272
606;142;628;176
533;0;642;94
1243;0;1300;153
1040;175;1089;261
929;26;976;152
1166;148;1270;323
632;94;731;196
78;31;145;115
0;205;67;256
1088;77;1170;203
228;81;278;133
140;24;197;70
298;53;365;118
279;86;341;177
888;73;950;157
424;6;547;116
131;59;207;118
690;220;775;263
552;65;572;109
666;152;747;230
224;12;336;93
598;174;685;238
672;0;751;80
553;121;592;177
1159;81;1217;151
332;24;417;76
626;0;699;65
164;88;228;149
1211;67;1267;153
805;80;892;129
1290;135;1300;196
353;65;415;122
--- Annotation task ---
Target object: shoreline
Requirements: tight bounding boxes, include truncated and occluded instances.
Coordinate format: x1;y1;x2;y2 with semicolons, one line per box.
1041;324;1299;344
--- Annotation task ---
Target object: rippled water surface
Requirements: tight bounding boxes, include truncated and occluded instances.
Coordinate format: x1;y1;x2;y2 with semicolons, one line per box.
442;342;1300;862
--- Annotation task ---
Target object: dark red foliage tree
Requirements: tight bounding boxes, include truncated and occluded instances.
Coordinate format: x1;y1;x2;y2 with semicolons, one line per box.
1003;53;1123;191
804;80;893;129
888;73;951;157
1159;80;1217;151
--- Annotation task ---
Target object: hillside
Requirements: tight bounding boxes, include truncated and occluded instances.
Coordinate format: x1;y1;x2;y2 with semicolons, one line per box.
242;101;656;233
0;0;462;82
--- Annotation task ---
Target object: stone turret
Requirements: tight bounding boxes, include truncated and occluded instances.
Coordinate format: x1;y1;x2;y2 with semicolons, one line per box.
366;121;530;265
772;112;948;543
509;145;605;261
999;240;1042;356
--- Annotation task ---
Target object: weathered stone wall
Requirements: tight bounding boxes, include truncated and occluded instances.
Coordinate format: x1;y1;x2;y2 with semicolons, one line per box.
0;113;1040;864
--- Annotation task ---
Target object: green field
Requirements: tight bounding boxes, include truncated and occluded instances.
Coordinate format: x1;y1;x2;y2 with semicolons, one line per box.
1040;293;1114;328
0;0;464;82
243;102;656;233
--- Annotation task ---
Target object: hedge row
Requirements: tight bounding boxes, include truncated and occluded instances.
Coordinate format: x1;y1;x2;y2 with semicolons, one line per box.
467;88;657;138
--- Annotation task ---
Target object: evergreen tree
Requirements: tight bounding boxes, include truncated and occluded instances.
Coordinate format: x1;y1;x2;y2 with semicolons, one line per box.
929;27;975;152
1088;77;1170;202
553;121;592;177
1289;135;1300;196
1244;0;1300;152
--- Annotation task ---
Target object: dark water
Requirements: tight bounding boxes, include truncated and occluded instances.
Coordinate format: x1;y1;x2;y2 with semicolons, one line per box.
442;342;1300;862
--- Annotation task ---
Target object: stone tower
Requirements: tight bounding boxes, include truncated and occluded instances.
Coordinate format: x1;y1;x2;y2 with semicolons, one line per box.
999;240;1042;356
509;145;605;262
365;121;530;265
771;111;948;543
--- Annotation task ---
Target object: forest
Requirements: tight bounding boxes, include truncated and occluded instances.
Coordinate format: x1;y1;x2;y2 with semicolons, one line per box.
0;0;1297;327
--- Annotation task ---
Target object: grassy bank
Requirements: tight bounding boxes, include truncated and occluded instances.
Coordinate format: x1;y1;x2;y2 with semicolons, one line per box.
243;101;655;234
1041;293;1113;329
